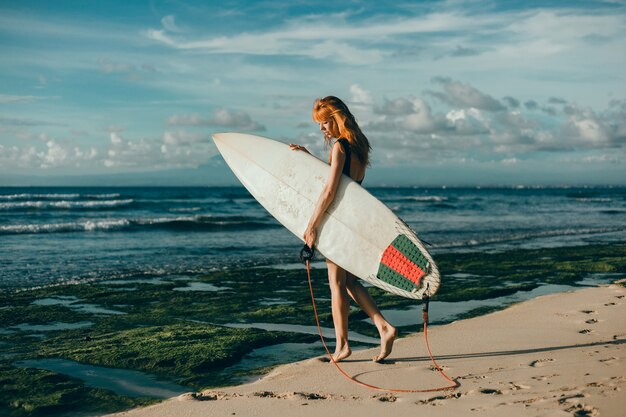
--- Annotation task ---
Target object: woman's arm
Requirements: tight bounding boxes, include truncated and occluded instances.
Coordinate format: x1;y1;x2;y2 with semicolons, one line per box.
303;142;345;248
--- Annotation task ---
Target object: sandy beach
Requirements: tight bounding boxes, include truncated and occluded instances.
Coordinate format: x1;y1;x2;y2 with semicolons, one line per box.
105;282;625;417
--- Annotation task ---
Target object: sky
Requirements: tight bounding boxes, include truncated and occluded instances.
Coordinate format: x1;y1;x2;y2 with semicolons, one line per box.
1;0;625;186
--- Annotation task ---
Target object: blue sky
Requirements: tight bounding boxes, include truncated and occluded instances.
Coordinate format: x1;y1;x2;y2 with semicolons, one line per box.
1;0;625;186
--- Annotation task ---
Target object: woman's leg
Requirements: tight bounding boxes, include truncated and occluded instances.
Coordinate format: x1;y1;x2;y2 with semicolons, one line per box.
346;273;397;362
326;259;352;361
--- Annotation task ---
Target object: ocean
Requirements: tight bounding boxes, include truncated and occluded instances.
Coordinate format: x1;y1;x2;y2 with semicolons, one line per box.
1;186;625;290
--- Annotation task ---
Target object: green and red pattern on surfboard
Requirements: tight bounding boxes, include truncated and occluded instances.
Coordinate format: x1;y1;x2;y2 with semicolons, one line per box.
377;234;430;293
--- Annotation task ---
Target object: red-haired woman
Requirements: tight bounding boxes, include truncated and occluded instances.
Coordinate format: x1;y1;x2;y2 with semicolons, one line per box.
290;96;397;362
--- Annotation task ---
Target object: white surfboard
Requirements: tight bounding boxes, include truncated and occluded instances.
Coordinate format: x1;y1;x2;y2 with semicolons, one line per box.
212;133;440;299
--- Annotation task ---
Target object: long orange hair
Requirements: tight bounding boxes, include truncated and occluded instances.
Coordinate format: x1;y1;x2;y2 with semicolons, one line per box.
312;96;371;166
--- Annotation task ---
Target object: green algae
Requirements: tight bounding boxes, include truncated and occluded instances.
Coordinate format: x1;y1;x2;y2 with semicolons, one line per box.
1;243;625;416
0;365;156;417
434;244;626;302
0;304;92;328
33;323;312;387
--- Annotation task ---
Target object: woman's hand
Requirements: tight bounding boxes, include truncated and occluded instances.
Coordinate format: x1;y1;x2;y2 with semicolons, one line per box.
303;225;317;249
289;144;310;154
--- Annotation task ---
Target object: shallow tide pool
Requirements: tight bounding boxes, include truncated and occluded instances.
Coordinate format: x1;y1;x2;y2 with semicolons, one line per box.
15;358;190;398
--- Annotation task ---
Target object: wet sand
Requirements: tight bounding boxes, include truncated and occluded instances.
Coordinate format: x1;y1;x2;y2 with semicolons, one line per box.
106;282;626;417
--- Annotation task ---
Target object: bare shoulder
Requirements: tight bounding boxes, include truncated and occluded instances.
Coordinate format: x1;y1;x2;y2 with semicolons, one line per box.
331;141;346;156
329;141;346;167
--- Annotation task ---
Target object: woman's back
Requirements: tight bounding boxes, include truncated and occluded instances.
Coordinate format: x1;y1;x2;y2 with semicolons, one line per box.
335;138;366;184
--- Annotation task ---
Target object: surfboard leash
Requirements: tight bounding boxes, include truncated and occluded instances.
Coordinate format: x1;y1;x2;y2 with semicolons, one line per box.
301;246;458;393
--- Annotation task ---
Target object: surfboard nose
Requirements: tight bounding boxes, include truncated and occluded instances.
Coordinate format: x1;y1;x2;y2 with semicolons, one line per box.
212;133;246;148
212;133;227;143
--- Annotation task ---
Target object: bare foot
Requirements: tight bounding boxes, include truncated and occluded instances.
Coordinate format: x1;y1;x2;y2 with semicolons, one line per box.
332;345;352;362
373;325;397;363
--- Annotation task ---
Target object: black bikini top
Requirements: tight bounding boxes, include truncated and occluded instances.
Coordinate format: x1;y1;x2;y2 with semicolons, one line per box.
336;138;363;184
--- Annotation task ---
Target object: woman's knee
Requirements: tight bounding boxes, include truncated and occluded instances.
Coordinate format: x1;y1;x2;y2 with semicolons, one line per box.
328;274;346;290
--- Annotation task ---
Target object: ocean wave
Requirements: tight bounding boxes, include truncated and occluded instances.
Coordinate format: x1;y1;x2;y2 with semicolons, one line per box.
0;219;131;234
0;193;80;200
0;193;122;202
434;227;625;249
573;198;613;203
84;193;121;199
384;195;448;204
0;215;278;235
0;199;134;210
133;215;277;232
565;191;615;202
168;207;202;212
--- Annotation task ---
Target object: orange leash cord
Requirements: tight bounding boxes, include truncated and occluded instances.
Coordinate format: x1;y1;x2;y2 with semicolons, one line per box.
305;259;459;393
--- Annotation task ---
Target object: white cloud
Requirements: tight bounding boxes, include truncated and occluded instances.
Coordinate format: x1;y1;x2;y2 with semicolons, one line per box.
427;77;505;111
343;78;626;164
446;109;466;123
580;154;620;163
310;41;383;65
141;7;625;72
350;84;373;106
161;15;183;33
560;101;626;147
348;84;375;116
375;97;415;116
5;77;621;173
44;140;66;163
367;92;491;140
572;119;607;143
508;10;623;45
167;114;204;126
401;99;438;133
0;135;99;169
143;11;488;65
103;135;170;169
2;1;624;178
168;108;266;132
110;132;123;145
162;130;208;146
0;128;216;172
210;108;252;128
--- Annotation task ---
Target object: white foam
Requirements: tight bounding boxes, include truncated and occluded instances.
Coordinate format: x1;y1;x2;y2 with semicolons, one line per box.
0;219;130;234
0;199;133;210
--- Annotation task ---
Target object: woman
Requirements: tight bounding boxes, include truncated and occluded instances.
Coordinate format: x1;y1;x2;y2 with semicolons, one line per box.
290;96;397;363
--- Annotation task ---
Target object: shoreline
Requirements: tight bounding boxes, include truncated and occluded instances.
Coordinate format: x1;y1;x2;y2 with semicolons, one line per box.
106;282;626;417
1;243;625;416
